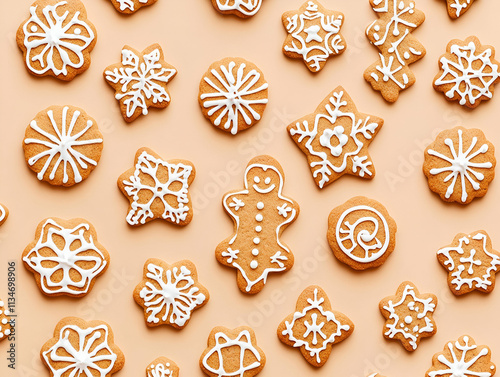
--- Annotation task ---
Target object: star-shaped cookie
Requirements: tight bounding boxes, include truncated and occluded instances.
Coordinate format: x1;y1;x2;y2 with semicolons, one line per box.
444;0;477;19
437;231;500;295
379;281;437;352
277;285;354;367
282;0;346;73
288;86;383;189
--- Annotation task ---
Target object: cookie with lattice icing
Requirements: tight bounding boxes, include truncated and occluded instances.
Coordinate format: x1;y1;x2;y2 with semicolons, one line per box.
109;0;157;14
0;204;8;226
210;0;264;18
23;105;103;187
22;218;110;297
0;300;12;342
16;0;97;81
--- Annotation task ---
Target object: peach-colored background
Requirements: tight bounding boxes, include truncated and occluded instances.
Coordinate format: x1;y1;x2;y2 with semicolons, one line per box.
1;0;500;376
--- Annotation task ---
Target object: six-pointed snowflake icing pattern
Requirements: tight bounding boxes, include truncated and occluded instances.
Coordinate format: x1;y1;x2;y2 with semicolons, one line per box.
43;321;122;377
445;0;476;19
426;336;496;377
288;87;383;189
425;128;495;204
214;0;263;17
0;300;12;341
434;37;500;108
201;327;265;377
380;282;437;351
23;218;108;296
200;59;268;135
437;231;500;295
134;259;208;329
18;0;96;79
105;44;177;122
364;0;426;102
112;0;156;13
279;286;353;367
119;148;195;226
23;106;103;186
282;0;346;72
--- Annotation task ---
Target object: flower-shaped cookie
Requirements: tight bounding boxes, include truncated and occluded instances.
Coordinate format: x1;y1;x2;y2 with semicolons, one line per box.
0;300;12;342
288;86;383;189
277;286;354;367
434;36;500;108
0;204;8;226
118;148;195;227
146;357;179;377
16;0;97;81
23;105;103;187
200;326;266;377
379;281;438;351
42;317;124;377
444;0;477;19
437;231;500;295
423;127;496;205
426;336;496;377
210;0;263;18
109;0;157;14
134;258;209;329
104;44;177;123
282;0;346;73
22;218;109;297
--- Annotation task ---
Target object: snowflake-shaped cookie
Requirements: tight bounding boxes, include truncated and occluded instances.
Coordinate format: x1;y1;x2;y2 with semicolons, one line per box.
23;105;103;187
0;300;12;342
42;317;124;377
146;357;179;377
426;335;496;377
434;36;500;108
423;127;496;205
16;0;97;81
437;231;500;295
200;326;266;377
288;86;383;189
444;0;476;19
199;58;268;135
282;0;346;73
118;147;195;227
104;44;177;122
278;286;354;367
134;258;209;329
22;218;109;297
109;0;157;14
0;204;8;226
380;281;437;351
211;0;263;18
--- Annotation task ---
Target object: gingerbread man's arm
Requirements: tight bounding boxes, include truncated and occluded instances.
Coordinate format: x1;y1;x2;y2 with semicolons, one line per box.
223;191;247;220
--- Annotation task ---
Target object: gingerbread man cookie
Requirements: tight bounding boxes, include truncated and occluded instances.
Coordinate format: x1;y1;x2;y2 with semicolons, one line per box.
444;0;477;19
433;36;500;109
133;258;209;329
379;281;437;351
282;1;346;73
211;0;263;18
104;44;177;123
118;148;195;227
277;286;354;367
109;0;157;14
0;300;12;342
437;231;500;296
288;86;383;189
200;326;266;377
0;204;8;226
41;317;124;377
146;357;179;377
16;0;97;81
216;155;299;294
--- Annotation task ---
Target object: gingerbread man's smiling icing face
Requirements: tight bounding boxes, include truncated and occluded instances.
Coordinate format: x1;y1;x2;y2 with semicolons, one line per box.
246;165;281;195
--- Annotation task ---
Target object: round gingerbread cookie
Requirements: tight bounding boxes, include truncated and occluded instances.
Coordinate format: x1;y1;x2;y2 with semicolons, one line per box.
16;0;97;81
0;300;12;342
0;204;8;226
210;0;264;18
146;357;179;377
23;105;103;187
423;126;496;204
327;196;397;271
199;57;268;135
109;0;158;14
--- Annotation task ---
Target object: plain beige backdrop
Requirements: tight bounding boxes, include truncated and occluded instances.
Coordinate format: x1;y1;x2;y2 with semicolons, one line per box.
1;0;500;376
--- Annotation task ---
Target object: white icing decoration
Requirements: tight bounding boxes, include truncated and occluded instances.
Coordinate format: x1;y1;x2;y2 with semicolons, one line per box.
147;362;173;377
139;262;206;326
283;1;345;72
221;161;298;292
23;219;107;295
289;89;380;188
0;205;6;224
428;336;494;377
336;205;390;263
202;330;263;376
214;0;262;16
42;324;118;377
427;129;493;203
382;284;436;350
438;232;500;292
282;288;351;365
24;106;103;184
22;1;95;76
434;41;500;106
449;0;472;18
115;0;151;12
0;301;11;339
105;48;176;119
200;61;268;135
122;150;193;226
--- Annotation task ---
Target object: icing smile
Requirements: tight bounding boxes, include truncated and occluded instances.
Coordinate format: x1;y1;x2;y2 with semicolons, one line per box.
253;184;275;193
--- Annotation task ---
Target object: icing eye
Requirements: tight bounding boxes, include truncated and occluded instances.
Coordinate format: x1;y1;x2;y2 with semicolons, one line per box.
254;177;260;183
264;177;271;184
30;25;38;32
74;28;82;35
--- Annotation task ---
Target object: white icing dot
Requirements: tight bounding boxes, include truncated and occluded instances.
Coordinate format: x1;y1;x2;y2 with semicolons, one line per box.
404;316;412;324
404;52;410;59
250;260;258;269
4;330;10;336
264;177;271;184
31;25;38;32
1;319;6;325
374;25;380;31
256;214;263;222
257;202;264;210
74;28;81;35
150;365;155;368
254;176;260;183
4;310;9;316
0;333;3;338
253;237;260;245
252;249;259;256
255;226;262;232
